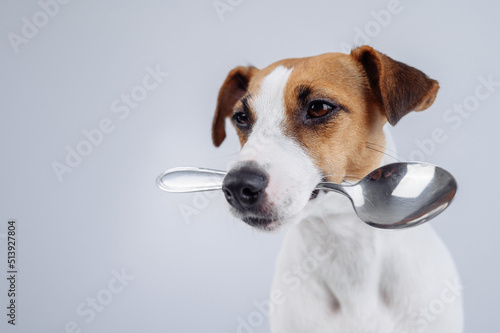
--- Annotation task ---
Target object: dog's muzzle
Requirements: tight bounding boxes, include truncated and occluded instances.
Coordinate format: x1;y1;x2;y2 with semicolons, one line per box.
222;163;275;227
222;164;268;211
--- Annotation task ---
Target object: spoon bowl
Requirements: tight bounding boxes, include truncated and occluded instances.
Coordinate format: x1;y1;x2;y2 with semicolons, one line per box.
156;162;457;229
315;162;457;229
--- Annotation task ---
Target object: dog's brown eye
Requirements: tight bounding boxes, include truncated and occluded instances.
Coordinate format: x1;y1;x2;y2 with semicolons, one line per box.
233;112;250;127
307;102;333;118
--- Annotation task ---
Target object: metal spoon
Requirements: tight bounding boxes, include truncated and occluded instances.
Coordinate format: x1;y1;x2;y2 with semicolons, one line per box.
156;162;457;229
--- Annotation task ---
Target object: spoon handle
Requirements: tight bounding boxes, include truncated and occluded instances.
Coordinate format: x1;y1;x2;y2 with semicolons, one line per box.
156;167;225;193
157;167;355;195
315;182;351;198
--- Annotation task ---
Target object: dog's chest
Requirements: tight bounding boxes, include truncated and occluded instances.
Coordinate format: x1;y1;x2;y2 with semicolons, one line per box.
269;195;411;332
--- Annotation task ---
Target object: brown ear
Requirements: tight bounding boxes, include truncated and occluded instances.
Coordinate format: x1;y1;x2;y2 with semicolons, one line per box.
212;66;257;147
350;46;439;125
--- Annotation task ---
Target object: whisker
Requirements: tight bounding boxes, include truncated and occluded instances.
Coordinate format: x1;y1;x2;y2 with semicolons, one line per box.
365;141;401;156
365;142;404;162
362;193;376;209
321;174;362;184
342;177;362;184
366;142;401;162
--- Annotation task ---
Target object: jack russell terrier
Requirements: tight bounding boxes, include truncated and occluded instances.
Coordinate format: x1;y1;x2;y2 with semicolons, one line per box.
211;46;463;333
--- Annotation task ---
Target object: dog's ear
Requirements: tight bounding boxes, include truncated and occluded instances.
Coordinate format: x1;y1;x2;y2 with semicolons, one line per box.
212;66;257;147
350;45;439;125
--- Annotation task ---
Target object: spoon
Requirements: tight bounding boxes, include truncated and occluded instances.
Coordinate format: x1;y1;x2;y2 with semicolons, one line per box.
156;162;457;229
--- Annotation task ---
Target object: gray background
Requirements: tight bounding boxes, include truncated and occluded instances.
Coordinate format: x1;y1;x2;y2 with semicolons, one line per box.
1;0;498;332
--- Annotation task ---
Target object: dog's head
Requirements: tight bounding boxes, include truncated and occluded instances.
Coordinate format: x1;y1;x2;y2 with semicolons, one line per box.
212;46;439;231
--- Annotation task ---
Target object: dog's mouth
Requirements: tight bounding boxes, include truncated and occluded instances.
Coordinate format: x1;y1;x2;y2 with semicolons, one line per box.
233;176;327;231
309;176;327;200
241;216;281;230
241;188;323;230
309;189;320;200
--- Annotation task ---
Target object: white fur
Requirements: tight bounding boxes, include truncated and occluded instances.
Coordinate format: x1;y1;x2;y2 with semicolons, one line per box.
270;134;463;332
228;67;464;332
234;66;322;229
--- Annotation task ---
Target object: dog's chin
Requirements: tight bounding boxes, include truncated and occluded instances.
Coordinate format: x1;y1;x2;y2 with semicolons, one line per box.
236;191;323;232
241;216;284;232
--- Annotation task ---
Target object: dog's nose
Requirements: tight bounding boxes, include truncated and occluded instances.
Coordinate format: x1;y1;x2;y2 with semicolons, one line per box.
222;165;269;211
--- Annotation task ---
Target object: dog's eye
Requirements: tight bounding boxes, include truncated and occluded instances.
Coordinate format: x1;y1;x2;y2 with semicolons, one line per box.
307;101;335;118
233;112;250;128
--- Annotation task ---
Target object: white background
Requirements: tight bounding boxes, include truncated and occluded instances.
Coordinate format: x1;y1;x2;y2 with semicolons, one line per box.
1;0;499;332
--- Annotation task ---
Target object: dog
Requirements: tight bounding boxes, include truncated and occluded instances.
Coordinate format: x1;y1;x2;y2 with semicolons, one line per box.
211;46;463;332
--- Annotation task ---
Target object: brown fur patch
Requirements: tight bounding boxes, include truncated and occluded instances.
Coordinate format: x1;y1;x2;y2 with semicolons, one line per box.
212;47;438;183
279;53;387;183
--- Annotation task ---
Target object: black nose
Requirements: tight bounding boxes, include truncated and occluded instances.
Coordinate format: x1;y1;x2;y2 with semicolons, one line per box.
222;165;269;211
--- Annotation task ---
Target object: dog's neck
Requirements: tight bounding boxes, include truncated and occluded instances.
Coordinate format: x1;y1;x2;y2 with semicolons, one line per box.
286;126;398;302
294;125;398;251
